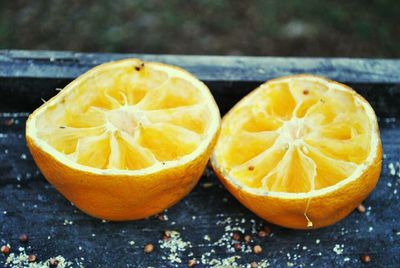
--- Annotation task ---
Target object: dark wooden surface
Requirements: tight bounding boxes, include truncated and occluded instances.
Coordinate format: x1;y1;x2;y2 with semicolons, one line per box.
0;51;399;267
1;50;400;83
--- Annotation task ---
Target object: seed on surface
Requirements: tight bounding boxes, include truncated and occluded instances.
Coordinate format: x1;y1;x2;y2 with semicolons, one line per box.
202;182;213;188
28;254;37;262
250;261;258;268
157;214;166;221
248;165;255;171
19;233;28;243
244;235;252;243
49;258;59;267
4;119;13;126
303;89;309;95
188;258;197;267
360;254;371;264
253;245;262;254
257;230;268;238
263;226;271;235
357;204;366;213
144;243;154;253
233;243;242;251
232;232;241;241
1;245;10;255
163;230;172;240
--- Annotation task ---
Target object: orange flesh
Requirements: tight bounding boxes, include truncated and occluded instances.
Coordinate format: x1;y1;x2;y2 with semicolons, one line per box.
215;79;371;193
36;63;211;170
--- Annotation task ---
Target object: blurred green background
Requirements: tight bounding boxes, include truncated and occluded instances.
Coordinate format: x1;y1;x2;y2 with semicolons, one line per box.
1;0;399;57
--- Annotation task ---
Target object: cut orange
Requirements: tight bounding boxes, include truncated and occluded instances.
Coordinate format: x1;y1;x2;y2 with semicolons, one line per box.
211;74;382;229
26;59;220;221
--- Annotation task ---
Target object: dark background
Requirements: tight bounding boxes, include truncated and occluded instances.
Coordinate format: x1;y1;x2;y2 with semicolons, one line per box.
1;0;399;57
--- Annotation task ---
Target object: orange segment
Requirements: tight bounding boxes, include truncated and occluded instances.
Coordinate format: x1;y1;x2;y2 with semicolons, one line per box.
264;146;316;193
138;123;201;161
137;77;201;110
108;131;156;170
212;74;382;229
65;107;106;128
220;131;279;167
261;82;297;119
26;59;220;221
39;126;105;154
304;144;357;189
230;143;286;188
144;105;209;134
75;132;111;169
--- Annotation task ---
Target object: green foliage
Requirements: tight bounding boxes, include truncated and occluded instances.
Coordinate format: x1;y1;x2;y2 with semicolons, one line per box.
0;0;398;56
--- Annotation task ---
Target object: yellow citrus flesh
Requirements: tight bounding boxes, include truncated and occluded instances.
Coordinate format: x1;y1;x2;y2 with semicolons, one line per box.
212;75;382;229
26;59;220;221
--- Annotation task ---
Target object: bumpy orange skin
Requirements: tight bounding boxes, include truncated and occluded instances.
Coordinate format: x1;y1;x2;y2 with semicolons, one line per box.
26;131;217;221
213;143;381;229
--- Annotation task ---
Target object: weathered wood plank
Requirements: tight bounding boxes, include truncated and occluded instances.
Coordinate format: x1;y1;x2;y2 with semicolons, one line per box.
0;50;400;83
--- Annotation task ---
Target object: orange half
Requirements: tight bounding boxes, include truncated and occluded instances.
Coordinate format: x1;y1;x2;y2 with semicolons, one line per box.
26;59;220;220
211;74;382;229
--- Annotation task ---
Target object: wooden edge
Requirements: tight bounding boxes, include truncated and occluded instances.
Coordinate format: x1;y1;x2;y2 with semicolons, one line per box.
0;50;399;83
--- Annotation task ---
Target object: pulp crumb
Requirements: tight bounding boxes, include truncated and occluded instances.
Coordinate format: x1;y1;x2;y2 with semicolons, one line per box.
202;182;214;188
201;255;241;267
333;244;344;255
387;161;400;177
159;231;192;265
5;251;80;268
368;226;374;232
315;239;320;244
388;163;395;175
129;241;135;245
63;219;73;225
344;257;350;262
254;259;270;268
157;216;268;267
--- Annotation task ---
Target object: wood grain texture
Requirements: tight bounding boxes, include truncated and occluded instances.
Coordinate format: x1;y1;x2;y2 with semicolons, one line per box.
0;51;399;267
1;50;400;83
